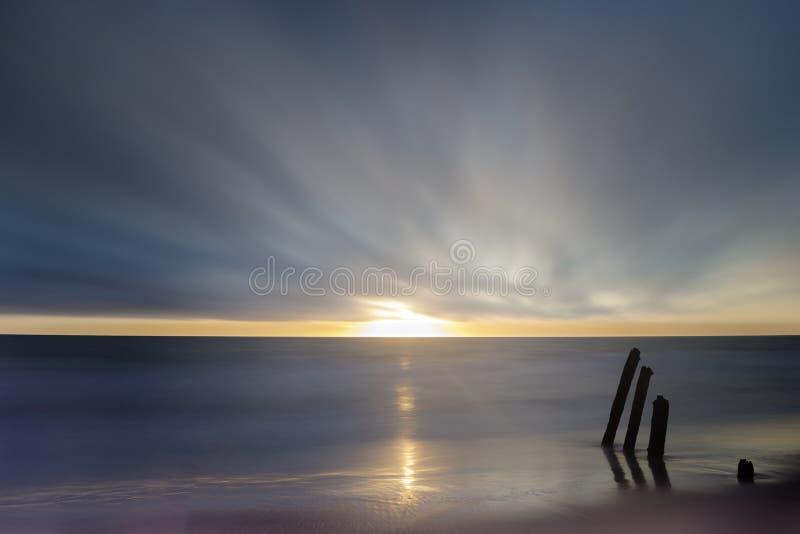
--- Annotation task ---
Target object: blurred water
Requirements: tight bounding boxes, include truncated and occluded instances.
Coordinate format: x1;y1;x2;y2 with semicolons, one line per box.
0;336;798;525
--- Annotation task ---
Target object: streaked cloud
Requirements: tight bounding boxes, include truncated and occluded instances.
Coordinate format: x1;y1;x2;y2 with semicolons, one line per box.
1;2;799;333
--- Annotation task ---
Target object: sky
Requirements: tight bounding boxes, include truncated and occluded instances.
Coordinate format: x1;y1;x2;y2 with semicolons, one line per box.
1;1;799;336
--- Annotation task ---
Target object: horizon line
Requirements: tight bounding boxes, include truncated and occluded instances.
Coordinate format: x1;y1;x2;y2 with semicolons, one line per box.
1;314;799;338
2;333;799;339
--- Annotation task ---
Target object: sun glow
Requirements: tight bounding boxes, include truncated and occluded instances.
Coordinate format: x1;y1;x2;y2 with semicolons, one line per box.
356;301;452;337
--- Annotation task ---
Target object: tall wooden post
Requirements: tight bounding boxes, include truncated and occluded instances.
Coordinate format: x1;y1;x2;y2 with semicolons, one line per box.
623;366;653;452
602;348;641;447
647;395;669;458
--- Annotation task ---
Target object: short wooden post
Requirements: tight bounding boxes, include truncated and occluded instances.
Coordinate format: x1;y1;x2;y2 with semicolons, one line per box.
647;395;669;458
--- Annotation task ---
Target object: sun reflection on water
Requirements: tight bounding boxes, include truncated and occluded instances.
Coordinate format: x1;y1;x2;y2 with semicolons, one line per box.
396;384;415;413
401;438;416;490
396;357;418;498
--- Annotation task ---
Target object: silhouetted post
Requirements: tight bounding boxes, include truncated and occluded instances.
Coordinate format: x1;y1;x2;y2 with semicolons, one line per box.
647;395;669;458
737;459;754;482
602;348;641;447
623;366;653;452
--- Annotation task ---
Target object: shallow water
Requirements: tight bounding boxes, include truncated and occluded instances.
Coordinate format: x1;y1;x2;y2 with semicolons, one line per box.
0;336;798;527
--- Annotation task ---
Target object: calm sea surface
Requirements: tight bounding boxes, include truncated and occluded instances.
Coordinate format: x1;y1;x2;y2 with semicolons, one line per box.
0;336;798;526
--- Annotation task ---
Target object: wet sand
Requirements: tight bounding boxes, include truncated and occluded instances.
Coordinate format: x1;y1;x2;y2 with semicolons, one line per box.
6;477;796;533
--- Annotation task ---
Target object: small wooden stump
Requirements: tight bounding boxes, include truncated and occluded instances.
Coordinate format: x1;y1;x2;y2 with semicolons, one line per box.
737;459;754;482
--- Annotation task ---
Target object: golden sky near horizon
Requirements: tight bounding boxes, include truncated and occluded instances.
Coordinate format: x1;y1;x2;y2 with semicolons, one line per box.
2;314;798;337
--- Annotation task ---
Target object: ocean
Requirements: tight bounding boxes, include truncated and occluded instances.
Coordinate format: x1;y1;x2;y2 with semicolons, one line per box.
0;336;798;530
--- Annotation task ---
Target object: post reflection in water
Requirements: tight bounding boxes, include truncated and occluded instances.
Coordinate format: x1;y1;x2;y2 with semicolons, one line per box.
623;451;648;488
603;449;630;489
605;449;671;491
647;457;672;490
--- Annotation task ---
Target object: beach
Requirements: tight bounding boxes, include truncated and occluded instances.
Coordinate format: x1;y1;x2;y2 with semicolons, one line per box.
0;336;798;532
183;479;800;533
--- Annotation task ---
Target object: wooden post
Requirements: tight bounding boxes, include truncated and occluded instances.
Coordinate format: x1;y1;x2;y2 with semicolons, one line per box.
647;395;669;458
602;348;641;447
623;366;653;452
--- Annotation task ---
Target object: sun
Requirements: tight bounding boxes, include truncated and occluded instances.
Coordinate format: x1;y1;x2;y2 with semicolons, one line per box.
358;318;450;337
356;301;452;337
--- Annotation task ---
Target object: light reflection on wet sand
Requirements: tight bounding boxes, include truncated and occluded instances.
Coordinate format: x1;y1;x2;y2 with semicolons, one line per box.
396;356;420;499
1;429;797;527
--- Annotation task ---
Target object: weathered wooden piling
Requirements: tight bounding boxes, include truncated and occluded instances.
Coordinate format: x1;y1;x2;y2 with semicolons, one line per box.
623;366;653;452
602;348;641;447
647;395;669;458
